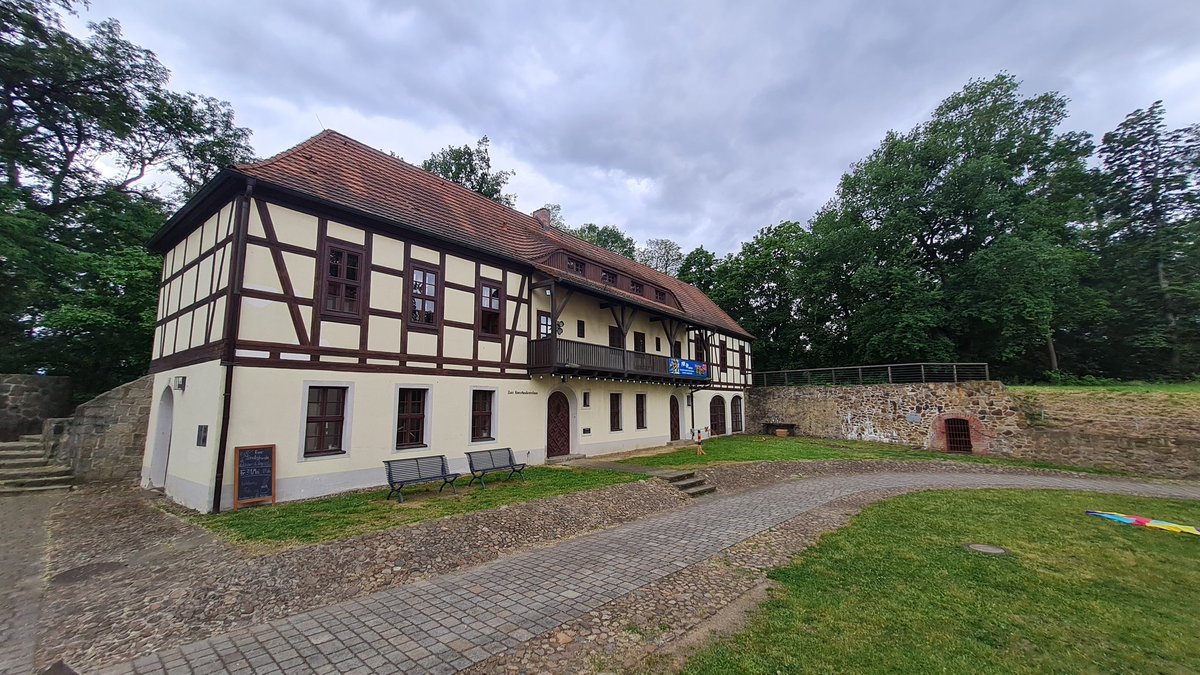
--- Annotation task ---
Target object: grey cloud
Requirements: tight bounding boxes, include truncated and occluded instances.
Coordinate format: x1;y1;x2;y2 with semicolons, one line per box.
86;0;1200;253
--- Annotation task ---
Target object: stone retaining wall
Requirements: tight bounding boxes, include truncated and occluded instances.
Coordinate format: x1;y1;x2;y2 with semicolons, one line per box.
747;383;1200;479
43;375;153;483
0;374;72;441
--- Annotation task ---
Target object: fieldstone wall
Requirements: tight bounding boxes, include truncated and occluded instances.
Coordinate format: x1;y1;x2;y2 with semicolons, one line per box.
43;375;153;483
0;374;72;441
747;382;1028;453
746;382;1200;478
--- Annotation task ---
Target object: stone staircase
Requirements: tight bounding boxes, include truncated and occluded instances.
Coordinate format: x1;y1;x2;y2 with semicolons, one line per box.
0;434;73;495
659;469;716;498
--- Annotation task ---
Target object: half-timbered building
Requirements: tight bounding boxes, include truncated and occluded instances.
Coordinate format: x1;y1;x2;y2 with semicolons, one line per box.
141;130;753;511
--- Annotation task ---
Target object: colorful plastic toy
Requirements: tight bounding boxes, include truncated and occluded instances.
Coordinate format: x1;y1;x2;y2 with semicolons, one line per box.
1086;511;1200;536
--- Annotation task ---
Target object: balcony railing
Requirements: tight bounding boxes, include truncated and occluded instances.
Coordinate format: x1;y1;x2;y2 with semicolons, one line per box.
528;337;708;382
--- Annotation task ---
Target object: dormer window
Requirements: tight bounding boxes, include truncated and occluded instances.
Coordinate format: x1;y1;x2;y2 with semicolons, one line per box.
601;270;617;285
567;258;585;275
630;280;644;295
655;289;667;303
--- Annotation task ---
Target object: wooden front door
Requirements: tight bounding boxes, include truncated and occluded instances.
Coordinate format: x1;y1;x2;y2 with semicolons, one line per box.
669;395;681;441
710;395;727;435
547;391;571;457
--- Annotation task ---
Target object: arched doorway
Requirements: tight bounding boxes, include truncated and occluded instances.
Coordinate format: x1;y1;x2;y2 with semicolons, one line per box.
546;391;571;458
669;395;681;441
710;395;727;435
149;387;174;488
731;395;743;433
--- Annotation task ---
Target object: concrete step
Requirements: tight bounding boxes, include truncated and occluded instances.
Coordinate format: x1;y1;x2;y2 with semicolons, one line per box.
0;449;42;461
19;434;43;443
0;464;70;478
660;470;697;483
672;477;706;490
0;441;42;454
546;453;587;465
0;456;49;469
0;484;71;496
682;484;716;498
0;473;73;489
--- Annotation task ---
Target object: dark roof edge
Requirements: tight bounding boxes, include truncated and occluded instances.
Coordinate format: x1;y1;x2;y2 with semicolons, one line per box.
146;168;243;253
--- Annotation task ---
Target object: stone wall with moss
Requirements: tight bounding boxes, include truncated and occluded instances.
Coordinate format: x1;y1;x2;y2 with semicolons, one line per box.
746;383;1199;478
42;375;153;482
0;374;72;441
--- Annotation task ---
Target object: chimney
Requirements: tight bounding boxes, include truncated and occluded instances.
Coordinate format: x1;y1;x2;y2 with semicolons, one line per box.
531;207;552;231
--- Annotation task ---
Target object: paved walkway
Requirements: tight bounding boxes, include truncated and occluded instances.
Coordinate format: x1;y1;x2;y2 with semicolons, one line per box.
0;491;63;675
101;472;1199;674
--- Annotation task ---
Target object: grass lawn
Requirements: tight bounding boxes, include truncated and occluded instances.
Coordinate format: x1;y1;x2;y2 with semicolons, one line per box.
1011;382;1200;396
621;435;1117;474
686;489;1200;674
197;466;640;549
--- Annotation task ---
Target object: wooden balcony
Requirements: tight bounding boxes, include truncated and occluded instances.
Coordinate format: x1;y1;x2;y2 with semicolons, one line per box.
528;338;709;383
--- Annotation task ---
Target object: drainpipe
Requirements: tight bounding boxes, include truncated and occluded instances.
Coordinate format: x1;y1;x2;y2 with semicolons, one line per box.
211;178;254;513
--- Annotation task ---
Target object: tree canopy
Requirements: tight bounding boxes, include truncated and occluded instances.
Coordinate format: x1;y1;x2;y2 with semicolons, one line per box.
0;0;254;398
686;74;1199;380
421;135;515;206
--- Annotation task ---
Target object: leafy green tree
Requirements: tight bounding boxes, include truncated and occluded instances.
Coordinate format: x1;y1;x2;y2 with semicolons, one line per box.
635;238;683;276
1;1;253;213
421;136;515;206
566;223;636;259
540;202;567;230
800;74;1095;370
1093;102;1200;375
677;246;718;293
0;0;255;398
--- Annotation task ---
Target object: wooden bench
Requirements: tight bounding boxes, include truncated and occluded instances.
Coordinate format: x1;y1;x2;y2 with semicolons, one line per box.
383;455;460;503
465;448;525;487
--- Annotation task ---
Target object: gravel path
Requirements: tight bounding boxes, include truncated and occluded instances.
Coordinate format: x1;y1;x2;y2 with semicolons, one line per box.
93;469;1200;674
0;491;62;675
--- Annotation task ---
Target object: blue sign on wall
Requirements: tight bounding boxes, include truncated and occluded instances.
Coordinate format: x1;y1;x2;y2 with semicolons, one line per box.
668;358;709;379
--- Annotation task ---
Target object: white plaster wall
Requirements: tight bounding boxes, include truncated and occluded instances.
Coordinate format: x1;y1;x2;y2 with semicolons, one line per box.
216;366;549;509
140;359;225;512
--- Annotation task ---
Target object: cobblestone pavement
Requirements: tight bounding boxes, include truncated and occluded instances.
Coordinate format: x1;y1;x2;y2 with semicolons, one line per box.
100;471;1200;674
0;491;63;675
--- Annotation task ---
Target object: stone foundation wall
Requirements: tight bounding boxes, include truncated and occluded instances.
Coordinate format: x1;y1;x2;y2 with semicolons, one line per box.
746;382;1199;479
746;382;1028;453
0;374;72;441
43;375;153;482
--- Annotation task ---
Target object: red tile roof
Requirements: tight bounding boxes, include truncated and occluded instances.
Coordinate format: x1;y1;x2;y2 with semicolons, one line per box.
232;130;751;339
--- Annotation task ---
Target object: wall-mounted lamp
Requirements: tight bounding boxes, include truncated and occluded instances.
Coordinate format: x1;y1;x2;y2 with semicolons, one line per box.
173;376;187;392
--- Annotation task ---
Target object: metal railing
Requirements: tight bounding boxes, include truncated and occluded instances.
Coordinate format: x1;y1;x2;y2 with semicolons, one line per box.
753;362;990;387
528;337;709;381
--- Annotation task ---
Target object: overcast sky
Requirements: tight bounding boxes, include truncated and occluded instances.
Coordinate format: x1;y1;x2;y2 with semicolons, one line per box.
71;0;1200;254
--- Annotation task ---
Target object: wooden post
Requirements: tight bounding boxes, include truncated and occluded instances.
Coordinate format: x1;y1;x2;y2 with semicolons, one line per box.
887;365;893;383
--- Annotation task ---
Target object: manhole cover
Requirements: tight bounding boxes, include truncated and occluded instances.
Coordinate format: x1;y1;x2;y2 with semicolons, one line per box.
964;543;1009;556
50;561;125;584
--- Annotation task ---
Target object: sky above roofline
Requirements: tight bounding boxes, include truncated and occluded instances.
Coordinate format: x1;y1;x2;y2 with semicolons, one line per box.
70;0;1200;255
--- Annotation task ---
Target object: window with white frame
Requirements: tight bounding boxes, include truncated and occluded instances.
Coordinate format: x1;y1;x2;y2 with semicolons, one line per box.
395;388;428;449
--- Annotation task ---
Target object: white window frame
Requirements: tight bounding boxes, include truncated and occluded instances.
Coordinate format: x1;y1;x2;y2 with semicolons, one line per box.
468;386;499;445
298;380;354;462
391;385;432;452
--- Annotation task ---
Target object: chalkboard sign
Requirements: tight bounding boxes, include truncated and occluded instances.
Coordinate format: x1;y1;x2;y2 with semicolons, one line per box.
233;445;275;511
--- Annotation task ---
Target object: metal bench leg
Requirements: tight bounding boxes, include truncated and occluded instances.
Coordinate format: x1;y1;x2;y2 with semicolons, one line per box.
507;467;523;481
395;490;405;504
